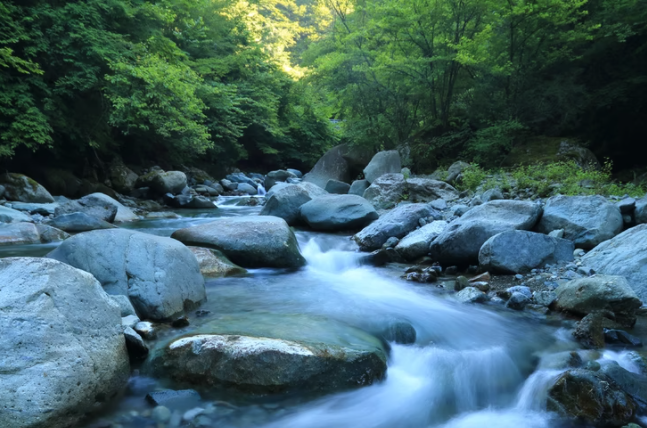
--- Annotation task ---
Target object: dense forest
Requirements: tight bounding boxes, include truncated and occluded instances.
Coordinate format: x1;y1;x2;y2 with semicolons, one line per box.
1;0;646;175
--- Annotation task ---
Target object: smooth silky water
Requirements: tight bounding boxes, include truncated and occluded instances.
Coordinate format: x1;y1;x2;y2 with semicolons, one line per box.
10;197;640;428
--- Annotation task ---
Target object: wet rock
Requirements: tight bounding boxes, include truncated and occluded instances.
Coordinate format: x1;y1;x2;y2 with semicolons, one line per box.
151;171;188;195
547;369;636;426
604;330;643;347
430;200;542;266
55;197;118;222
48;212;117;232
325;179;350;194
354;203;437;251
393;220;448;261
555;276;641;327
581;224;647;302
574;312;606;349
0;205;33;223
147;315;387;394
261;183;327;225
36;224;70;243
145;389;201;407
479;230;574;274
134;321;157;340
403;267;438;283
537;195;623;249
48;229;206;321
349;179;370;197
600;362;647;410
538;351;583;370
146;211;180;219
506;292;530;310
380;321;417;344
0;173;54;203
287;168;303;178
172;216;306;268
82;193;138;222
124;327;149;360
299;194;378;231
0;222;41;246
237;182;257;195
189;247;247;278
0;258;129;428
363;150;401;183
172;316;190;328
456;287;487;304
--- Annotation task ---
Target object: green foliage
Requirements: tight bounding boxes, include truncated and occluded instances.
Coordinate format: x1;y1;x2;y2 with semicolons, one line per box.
459;163;487;192
465;120;527;166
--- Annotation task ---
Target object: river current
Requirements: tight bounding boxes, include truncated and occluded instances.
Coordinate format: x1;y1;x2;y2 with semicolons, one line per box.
5;197;642;428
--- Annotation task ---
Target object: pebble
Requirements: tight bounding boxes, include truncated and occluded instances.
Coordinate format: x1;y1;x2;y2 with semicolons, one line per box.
514;274;523;280
507;286;532;298
506;292;530;310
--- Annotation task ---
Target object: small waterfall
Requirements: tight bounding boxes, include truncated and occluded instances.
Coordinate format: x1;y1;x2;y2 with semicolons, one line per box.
257;184;267;196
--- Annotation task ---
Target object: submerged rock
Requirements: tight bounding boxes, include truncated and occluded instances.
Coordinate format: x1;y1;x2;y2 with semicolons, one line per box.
171;216;306;268
478;230;574;273
146;315;387;394
299;194;378;231
48;212;117;233
0;258;129;428
48;229;206;321
537;195;623;249
188;247;247;278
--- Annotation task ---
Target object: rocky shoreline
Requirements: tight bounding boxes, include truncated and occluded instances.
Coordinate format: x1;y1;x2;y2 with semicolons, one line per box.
1;146;647;428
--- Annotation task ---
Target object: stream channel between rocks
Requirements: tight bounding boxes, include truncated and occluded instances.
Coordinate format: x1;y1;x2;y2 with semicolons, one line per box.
5;196;645;428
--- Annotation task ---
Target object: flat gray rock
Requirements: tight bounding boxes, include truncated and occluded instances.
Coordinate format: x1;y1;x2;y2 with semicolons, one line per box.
49;212;117;232
394;220;448;261
0;222;41;246
299;194;378;231
0;205;33;223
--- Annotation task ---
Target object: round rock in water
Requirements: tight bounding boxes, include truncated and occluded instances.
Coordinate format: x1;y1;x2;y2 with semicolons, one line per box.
171;216;306;268
299;194;378;231
48;229;206;321
0;257;129;428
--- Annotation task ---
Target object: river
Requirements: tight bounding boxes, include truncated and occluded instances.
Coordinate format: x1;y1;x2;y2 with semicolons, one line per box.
6;196;641;428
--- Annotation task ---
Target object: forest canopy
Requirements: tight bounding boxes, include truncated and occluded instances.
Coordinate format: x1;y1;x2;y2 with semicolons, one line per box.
0;0;646;172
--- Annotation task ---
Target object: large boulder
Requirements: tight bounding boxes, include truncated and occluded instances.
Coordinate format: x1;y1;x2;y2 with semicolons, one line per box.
547;369;636;427
227;172;258;188
48;229;206;321
237;182;257;195
0;222;42;246
0;173;54;203
80;193;138;222
581;224;647;302
636;195;647;224
0;205;33;223
108;159;138;194
429;200;542;266
0;258;129;428
303;144;352;188
260;183;327;225
171;216;306;268
554;275;642;327
146;314;387;394
299;194;378;231
536;195;623;249
394;220;448;261
48;212;117;233
353;203;437;251
363;174;459;210
264;170;297;190
188;247;247;278
150;171;187;195
363;150;402;183
478;230;574;274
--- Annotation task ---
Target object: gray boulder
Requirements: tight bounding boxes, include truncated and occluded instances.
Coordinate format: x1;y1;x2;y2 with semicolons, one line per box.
0;173;55;203
581;224;647;302
325;179;350;194
349;180;370;196
260;183;327;225
456;287;487;304
363;173;406;209
287;168;303;178
636;195;647;224
406;178;459;202
363;174;458;210
353;203;437;250
555;275;641;326
49;212;117;233
146;314;386;394
55;197;118;222
600;362;647;410
171;216;306;268
0;222;41;246
6;202;58;216
151;171;187;195
299;194;378;231
0;258;129;428
264;170;297;190
0;205;33;223
446;161;470;184
429;200;542;266
48;229;206;321
108;159;138;194
537;195;623;249
220;179;237;191
394;220;448;261
547;369;636;427
237;182;257;195
363;150;402;183
479;231;574;274
36;224;70;243
188;247;247;278
81;193;138;222
303;144;352;188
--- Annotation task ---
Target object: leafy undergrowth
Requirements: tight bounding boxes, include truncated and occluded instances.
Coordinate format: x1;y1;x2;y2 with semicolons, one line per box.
453;161;646;197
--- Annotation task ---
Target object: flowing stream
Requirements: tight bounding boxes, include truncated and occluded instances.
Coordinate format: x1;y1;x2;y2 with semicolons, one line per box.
8;196;641;428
